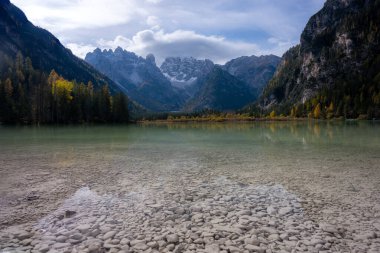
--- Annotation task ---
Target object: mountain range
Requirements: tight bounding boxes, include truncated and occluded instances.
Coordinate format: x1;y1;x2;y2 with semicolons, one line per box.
1;0;379;119
86;50;280;112
85;48;184;111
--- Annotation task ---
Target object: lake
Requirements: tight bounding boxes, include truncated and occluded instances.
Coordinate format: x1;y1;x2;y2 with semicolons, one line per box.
0;121;379;252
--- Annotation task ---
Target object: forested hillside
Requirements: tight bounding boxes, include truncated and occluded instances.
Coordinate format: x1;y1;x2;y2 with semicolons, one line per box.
0;53;129;124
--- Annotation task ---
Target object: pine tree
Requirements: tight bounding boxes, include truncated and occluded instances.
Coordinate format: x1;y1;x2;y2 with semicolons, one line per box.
112;93;129;123
0;57;129;124
97;85;111;122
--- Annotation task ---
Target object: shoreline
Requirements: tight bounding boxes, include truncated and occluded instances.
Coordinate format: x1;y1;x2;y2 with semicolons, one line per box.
1;117;378;127
135;117;379;124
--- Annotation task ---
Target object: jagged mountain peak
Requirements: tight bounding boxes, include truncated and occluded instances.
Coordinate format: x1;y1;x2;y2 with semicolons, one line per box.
115;46;124;53
85;48;183;112
160;56;214;84
146;53;156;65
87;48;157;65
93;48;102;54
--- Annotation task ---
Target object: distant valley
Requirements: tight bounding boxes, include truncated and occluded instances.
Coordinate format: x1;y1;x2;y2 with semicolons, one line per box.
85;49;280;112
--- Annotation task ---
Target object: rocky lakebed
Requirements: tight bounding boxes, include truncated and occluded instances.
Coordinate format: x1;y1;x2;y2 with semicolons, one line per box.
0;123;379;252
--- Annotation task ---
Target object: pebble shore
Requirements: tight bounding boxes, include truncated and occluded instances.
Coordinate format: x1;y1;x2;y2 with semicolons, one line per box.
1;174;379;253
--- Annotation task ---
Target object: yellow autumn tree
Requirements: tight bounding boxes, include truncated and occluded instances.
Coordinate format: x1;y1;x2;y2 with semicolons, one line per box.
4;78;13;97
313;103;321;119
48;70;74;102
52;79;74;101
290;106;297;118
269;110;276;118
327;102;334;113
326;102;334;119
48;70;74;122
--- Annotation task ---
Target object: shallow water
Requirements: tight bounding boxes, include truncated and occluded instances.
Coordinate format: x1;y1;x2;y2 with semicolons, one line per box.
0;121;379;252
1;121;379;171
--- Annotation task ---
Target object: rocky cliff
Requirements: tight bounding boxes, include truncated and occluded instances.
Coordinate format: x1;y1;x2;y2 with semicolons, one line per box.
184;67;254;112
260;0;380;118
223;55;281;95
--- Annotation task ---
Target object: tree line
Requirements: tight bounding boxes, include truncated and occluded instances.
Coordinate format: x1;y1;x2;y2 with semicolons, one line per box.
247;72;380;120
266;77;380;120
0;53;129;124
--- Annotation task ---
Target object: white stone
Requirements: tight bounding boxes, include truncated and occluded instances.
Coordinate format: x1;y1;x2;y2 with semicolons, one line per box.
267;206;277;215
103;231;117;240
278;207;292;216
76;224;91;234
166;234;179;243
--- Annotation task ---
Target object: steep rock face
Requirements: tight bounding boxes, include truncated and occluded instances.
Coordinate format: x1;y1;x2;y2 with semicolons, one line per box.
161;56;263;111
86;48;184;111
0;0;119;92
223;55;281;94
160;57;214;99
184;67;254;112
261;0;380;117
160;57;214;86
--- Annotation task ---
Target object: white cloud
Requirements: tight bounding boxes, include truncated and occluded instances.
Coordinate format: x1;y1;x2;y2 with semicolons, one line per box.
70;29;274;65
97;35;133;49
12;0;147;31
12;0;326;63
267;37;294;55
13;0;325;41
146;16;161;27
145;0;162;4
66;43;97;59
126;29;261;64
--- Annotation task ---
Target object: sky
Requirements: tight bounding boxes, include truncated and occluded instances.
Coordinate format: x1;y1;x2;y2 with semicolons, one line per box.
12;0;325;65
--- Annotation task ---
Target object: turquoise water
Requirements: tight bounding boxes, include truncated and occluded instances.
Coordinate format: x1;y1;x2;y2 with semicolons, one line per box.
0;121;380;252
1;121;379;187
0;121;379;160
